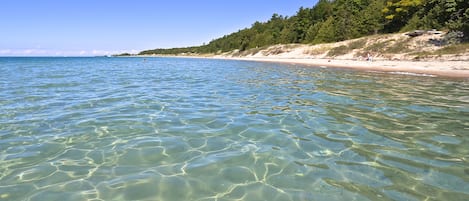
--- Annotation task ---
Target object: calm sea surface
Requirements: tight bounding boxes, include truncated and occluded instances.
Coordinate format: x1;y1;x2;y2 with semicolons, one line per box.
0;57;468;201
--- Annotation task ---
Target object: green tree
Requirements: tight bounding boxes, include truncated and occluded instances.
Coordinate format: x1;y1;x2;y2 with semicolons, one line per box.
267;14;286;44
139;0;469;55
291;7;314;43
356;0;385;35
313;17;336;43
311;0;334;23
382;0;424;32
445;0;469;40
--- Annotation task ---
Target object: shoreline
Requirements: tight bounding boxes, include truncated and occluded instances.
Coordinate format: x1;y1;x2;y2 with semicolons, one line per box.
137;55;469;78
133;32;469;78
221;57;469;78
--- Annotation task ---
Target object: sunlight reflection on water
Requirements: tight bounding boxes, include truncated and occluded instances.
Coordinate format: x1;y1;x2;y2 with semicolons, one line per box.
0;57;468;201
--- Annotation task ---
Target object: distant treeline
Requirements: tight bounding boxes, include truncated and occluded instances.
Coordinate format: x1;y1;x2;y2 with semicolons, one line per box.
139;0;468;55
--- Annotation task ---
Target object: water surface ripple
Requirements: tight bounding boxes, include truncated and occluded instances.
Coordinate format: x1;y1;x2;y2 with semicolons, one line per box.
0;57;468;201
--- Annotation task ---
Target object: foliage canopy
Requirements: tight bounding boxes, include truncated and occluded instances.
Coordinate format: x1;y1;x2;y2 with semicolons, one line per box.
139;0;468;55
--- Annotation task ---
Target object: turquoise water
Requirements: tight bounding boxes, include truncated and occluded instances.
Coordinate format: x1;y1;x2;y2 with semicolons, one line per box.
0;57;468;201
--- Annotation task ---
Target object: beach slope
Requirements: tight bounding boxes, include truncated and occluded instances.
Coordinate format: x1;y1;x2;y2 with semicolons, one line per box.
211;33;469;78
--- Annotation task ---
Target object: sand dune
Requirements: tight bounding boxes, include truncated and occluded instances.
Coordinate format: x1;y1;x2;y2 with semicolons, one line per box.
211;33;469;78
141;32;469;78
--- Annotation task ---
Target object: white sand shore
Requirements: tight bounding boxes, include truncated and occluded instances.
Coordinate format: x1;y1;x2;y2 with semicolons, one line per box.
217;57;469;78
137;32;469;78
144;55;468;78
180;33;469;78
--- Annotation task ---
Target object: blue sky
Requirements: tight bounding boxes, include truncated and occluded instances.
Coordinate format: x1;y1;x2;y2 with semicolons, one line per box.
0;0;317;56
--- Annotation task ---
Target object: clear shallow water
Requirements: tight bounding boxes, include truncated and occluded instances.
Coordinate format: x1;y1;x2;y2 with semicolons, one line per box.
0;57;468;201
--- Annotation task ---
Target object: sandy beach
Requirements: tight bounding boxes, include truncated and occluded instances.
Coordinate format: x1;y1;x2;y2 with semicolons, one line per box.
140;32;469;78
147;54;469;78
218;56;469;78
208;33;469;78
